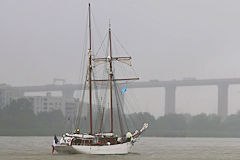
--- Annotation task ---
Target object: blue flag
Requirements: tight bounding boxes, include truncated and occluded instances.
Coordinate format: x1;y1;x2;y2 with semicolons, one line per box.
121;85;127;95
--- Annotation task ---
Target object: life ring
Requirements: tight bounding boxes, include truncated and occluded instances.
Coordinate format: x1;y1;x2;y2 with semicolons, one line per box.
67;139;71;142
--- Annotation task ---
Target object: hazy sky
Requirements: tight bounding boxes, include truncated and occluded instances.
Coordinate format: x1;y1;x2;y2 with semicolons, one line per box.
1;0;240;116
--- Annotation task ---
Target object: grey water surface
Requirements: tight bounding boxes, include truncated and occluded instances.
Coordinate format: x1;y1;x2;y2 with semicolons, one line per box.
0;137;240;160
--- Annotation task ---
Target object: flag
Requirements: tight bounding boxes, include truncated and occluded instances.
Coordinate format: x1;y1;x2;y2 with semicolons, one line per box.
52;135;58;154
121;85;127;95
54;135;59;144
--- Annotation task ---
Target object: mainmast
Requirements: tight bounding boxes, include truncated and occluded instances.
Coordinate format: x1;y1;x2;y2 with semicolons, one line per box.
88;3;93;135
109;23;114;133
91;20;140;134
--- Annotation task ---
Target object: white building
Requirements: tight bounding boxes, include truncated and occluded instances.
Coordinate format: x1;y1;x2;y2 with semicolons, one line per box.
0;84;24;109
28;92;80;118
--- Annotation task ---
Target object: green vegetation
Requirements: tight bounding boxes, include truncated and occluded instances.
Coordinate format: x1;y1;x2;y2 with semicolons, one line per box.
0;98;65;136
145;113;240;137
1;98;240;137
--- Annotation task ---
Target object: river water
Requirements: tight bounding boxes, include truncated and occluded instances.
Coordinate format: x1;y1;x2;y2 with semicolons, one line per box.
0;137;240;160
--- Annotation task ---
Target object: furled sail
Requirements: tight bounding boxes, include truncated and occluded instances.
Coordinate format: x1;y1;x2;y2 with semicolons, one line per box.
115;57;132;66
93;57;132;67
93;58;108;67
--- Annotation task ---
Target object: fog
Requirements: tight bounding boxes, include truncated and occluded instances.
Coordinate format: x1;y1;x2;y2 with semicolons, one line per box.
1;0;240;117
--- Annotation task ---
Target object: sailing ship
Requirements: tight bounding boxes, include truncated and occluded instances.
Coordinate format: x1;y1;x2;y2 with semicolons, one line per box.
54;3;148;155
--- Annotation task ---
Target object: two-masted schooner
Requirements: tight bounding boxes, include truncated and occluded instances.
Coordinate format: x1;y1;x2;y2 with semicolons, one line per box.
54;3;148;155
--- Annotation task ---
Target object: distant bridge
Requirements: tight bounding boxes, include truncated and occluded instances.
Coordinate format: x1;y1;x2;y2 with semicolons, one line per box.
2;78;240;119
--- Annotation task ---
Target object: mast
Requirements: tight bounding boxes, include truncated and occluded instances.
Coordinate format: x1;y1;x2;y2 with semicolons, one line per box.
109;23;114;133
91;20;140;134
88;3;93;135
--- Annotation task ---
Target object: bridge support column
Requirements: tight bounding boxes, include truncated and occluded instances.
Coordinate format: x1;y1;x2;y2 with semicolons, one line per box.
217;84;229;119
164;85;176;115
62;89;75;98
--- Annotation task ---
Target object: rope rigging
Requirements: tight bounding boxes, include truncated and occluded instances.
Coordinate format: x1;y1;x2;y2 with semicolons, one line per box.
74;6;148;135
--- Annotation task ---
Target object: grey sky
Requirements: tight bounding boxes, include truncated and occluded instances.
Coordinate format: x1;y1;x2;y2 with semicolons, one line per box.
1;0;240;116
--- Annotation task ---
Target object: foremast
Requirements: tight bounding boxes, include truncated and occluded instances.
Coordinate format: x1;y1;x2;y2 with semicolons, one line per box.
88;3;93;135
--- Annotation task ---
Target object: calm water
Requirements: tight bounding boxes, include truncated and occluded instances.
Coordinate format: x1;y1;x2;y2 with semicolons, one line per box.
0;137;240;160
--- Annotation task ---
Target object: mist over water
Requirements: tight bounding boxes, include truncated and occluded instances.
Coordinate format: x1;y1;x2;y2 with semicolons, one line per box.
1;1;240;159
1;0;240;116
1;137;240;160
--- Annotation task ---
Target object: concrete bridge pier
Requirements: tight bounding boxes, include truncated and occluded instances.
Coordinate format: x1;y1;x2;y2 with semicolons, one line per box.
217;84;229;119
164;85;176;115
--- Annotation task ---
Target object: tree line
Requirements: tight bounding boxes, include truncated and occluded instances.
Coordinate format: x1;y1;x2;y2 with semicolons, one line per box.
0;98;65;136
1;98;240;137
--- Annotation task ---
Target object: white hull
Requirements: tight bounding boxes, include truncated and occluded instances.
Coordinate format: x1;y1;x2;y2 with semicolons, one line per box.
54;123;148;155
55;142;132;155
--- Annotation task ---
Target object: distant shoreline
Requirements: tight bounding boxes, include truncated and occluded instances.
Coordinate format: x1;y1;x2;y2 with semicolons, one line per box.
2;98;240;139
1;134;240;138
1;136;240;138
